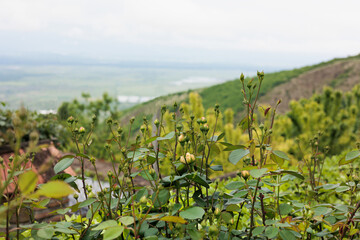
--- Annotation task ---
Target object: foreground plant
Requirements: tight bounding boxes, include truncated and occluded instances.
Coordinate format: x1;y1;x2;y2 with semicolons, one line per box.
1;73;359;240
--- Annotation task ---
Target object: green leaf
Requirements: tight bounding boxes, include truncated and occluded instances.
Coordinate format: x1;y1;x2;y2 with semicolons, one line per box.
37;198;50;208
18;170;38;195
59;154;75;160
79;198;97;208
239;116;249;131
93;220;118;230
37;227;55;239
54;158;74;174
152;189;170;208
160;216;187;224
250;168;268;178
279;229;296;240
103;226;124;240
54;228;77;234
335;186;350;193
188;229;202;240
320;184;339;190
56;208;70;215
35;181;74;198
144;228;158;237
144;236;158;240
157;131;175;141
135;188;148;202
145;136;158;144
225;181;245;190
221;211;233;223
280;170;304;180
180;207;205;220
217;132;225;141
279;203;292;215
270;150;290;167
339;150;360;165
253;226;265;236
226;204;241;212
76;153;90;159
210;165;223;171
314;207;330;216
186;173;210;188
345;150;360;161
140;169;156;181
265;226;279;239
119;216;134;226
229;149;249;165
272;150;290;160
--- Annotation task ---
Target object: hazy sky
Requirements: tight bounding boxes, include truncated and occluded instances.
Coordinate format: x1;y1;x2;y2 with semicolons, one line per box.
0;0;359;68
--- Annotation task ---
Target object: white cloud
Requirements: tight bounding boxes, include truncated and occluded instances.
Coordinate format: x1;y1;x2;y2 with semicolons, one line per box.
0;0;359;62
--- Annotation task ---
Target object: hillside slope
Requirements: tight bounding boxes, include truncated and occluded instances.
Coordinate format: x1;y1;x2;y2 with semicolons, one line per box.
259;57;360;113
121;54;360;122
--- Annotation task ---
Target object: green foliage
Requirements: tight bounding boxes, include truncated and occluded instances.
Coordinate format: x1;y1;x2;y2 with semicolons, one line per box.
199;56;359;113
274;85;360;157
2;72;360;240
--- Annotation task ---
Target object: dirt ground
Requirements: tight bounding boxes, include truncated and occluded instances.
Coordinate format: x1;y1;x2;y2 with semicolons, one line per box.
259;59;360;113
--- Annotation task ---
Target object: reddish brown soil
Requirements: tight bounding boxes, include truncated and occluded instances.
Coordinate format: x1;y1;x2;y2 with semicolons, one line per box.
259;59;360;113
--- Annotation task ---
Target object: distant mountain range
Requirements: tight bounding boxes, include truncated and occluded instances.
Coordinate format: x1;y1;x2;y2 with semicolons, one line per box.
0;53;264;71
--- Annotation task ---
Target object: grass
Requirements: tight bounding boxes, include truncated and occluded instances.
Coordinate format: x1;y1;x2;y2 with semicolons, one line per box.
196;54;360;113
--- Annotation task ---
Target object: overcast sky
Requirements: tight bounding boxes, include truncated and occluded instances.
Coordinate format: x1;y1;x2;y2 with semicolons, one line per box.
0;0;359;68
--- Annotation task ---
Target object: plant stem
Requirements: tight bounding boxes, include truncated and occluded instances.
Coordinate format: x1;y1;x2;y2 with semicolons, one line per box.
248;178;261;239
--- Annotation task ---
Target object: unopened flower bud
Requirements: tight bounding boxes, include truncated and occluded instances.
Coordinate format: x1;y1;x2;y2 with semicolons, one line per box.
180;156;186;164
79;126;85;134
92;114;97;123
30;131;38;141
149;168;155;175
130;117;135;124
186;152;191;162
201;117;207;124
209;225;219;237
106;118;113;125
214;207;221;216
176;124;183;131
154;119;160;127
140;195;147;205
178;134;185;143
241;170;250;180
161;105;167;115
240;73;245;82
67;116;74;124
140;125;146;133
